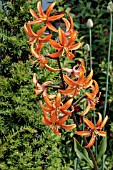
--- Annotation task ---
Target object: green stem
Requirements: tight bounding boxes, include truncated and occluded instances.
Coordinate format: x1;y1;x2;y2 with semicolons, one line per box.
83;137;98;170
73;95;86;107
89;28;92;70
57;58;65;89
102;12;112;170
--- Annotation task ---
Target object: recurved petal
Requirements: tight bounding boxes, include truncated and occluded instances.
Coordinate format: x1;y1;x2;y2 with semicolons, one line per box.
51;111;58;124
61;124;76;130
100;115;108;130
98;131;106;137
66;30;78;47
58;27;67;46
45;64;60;72
96;112;102;127
56;115;69;125
40;101;53;112
30;9;39;19
60;98;73;110
44;96;53;108
85;70;93;83
48;14;64;21
49;50;63;58
49;39;62;50
59;88;75;95
36;26;47;37
61;106;74;115
93;80;99;95
63;74;76;86
69;42;82;50
42;81;52;87
46;21;58;32
55;93;61;107
37;1;45;17
66;50;75;60
42;112;51;126
31;43;39;59
76;131;91;136
80;101;91;116
84;133;95;148
34;89;43;95
62;17;70;32
83;117;95;129
53;125;61;136
39;34;52;43
33;73;37;85
46;2;56;17
28;19;42;25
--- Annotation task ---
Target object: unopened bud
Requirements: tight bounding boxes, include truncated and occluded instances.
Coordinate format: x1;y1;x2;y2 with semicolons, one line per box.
84;44;90;52
87;19;93;28
107;1;113;12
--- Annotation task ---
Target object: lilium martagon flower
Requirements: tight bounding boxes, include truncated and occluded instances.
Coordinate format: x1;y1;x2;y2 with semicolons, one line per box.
76;112;108;148
42;111;76;136
30;42;61;72
40;93;74;116
28;1;64;32
59;69;93;97
49;27;82;60
33;73;52;96
84;80;101;110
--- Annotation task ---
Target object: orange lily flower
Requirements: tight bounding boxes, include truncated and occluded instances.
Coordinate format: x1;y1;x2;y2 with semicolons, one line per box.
24;24;50;43
40;93;74;116
30;42;60;72
76;113;108;148
33;73;52;96
84;80;101;110
59;70;93;96
62;16;74;36
62;59;86;77
42;111;76;135
49;28;81;60
28;1;64;32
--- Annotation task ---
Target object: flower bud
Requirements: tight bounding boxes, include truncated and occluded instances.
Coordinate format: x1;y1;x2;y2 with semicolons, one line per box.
87;19;93;28
107;1;113;12
84;44;90;51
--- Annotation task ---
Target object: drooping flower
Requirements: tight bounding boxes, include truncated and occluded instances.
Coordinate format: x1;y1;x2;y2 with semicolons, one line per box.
76;113;108;148
40;93;74;116
33;73;52;96
42;111;76;136
30;42;60;72
59;69;93;96
28;1;64;32
49;28;81;60
84;80;101;110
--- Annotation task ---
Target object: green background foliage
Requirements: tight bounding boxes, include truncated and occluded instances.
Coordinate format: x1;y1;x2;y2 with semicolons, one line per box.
0;0;113;169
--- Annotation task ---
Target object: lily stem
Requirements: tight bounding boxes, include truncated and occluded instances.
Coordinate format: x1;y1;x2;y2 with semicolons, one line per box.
57;58;65;89
83;137;98;170
102;12;112;170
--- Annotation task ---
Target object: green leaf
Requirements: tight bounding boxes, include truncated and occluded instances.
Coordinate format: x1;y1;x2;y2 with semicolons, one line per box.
74;138;93;168
97;137;107;163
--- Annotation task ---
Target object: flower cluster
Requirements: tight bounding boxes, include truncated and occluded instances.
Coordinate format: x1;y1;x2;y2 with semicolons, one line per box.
24;1;108;148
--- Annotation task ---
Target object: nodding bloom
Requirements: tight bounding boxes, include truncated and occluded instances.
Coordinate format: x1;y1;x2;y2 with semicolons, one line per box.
24;24;50;43
84;80;101;110
76;113;108;148
42;112;76;136
41;93;76;135
30;42;60;72
40;93;74;116
33;73;52;96
62;59;86;77
62;16;74;36
59;69;93;97
28;1;64;32
49;27;81;60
